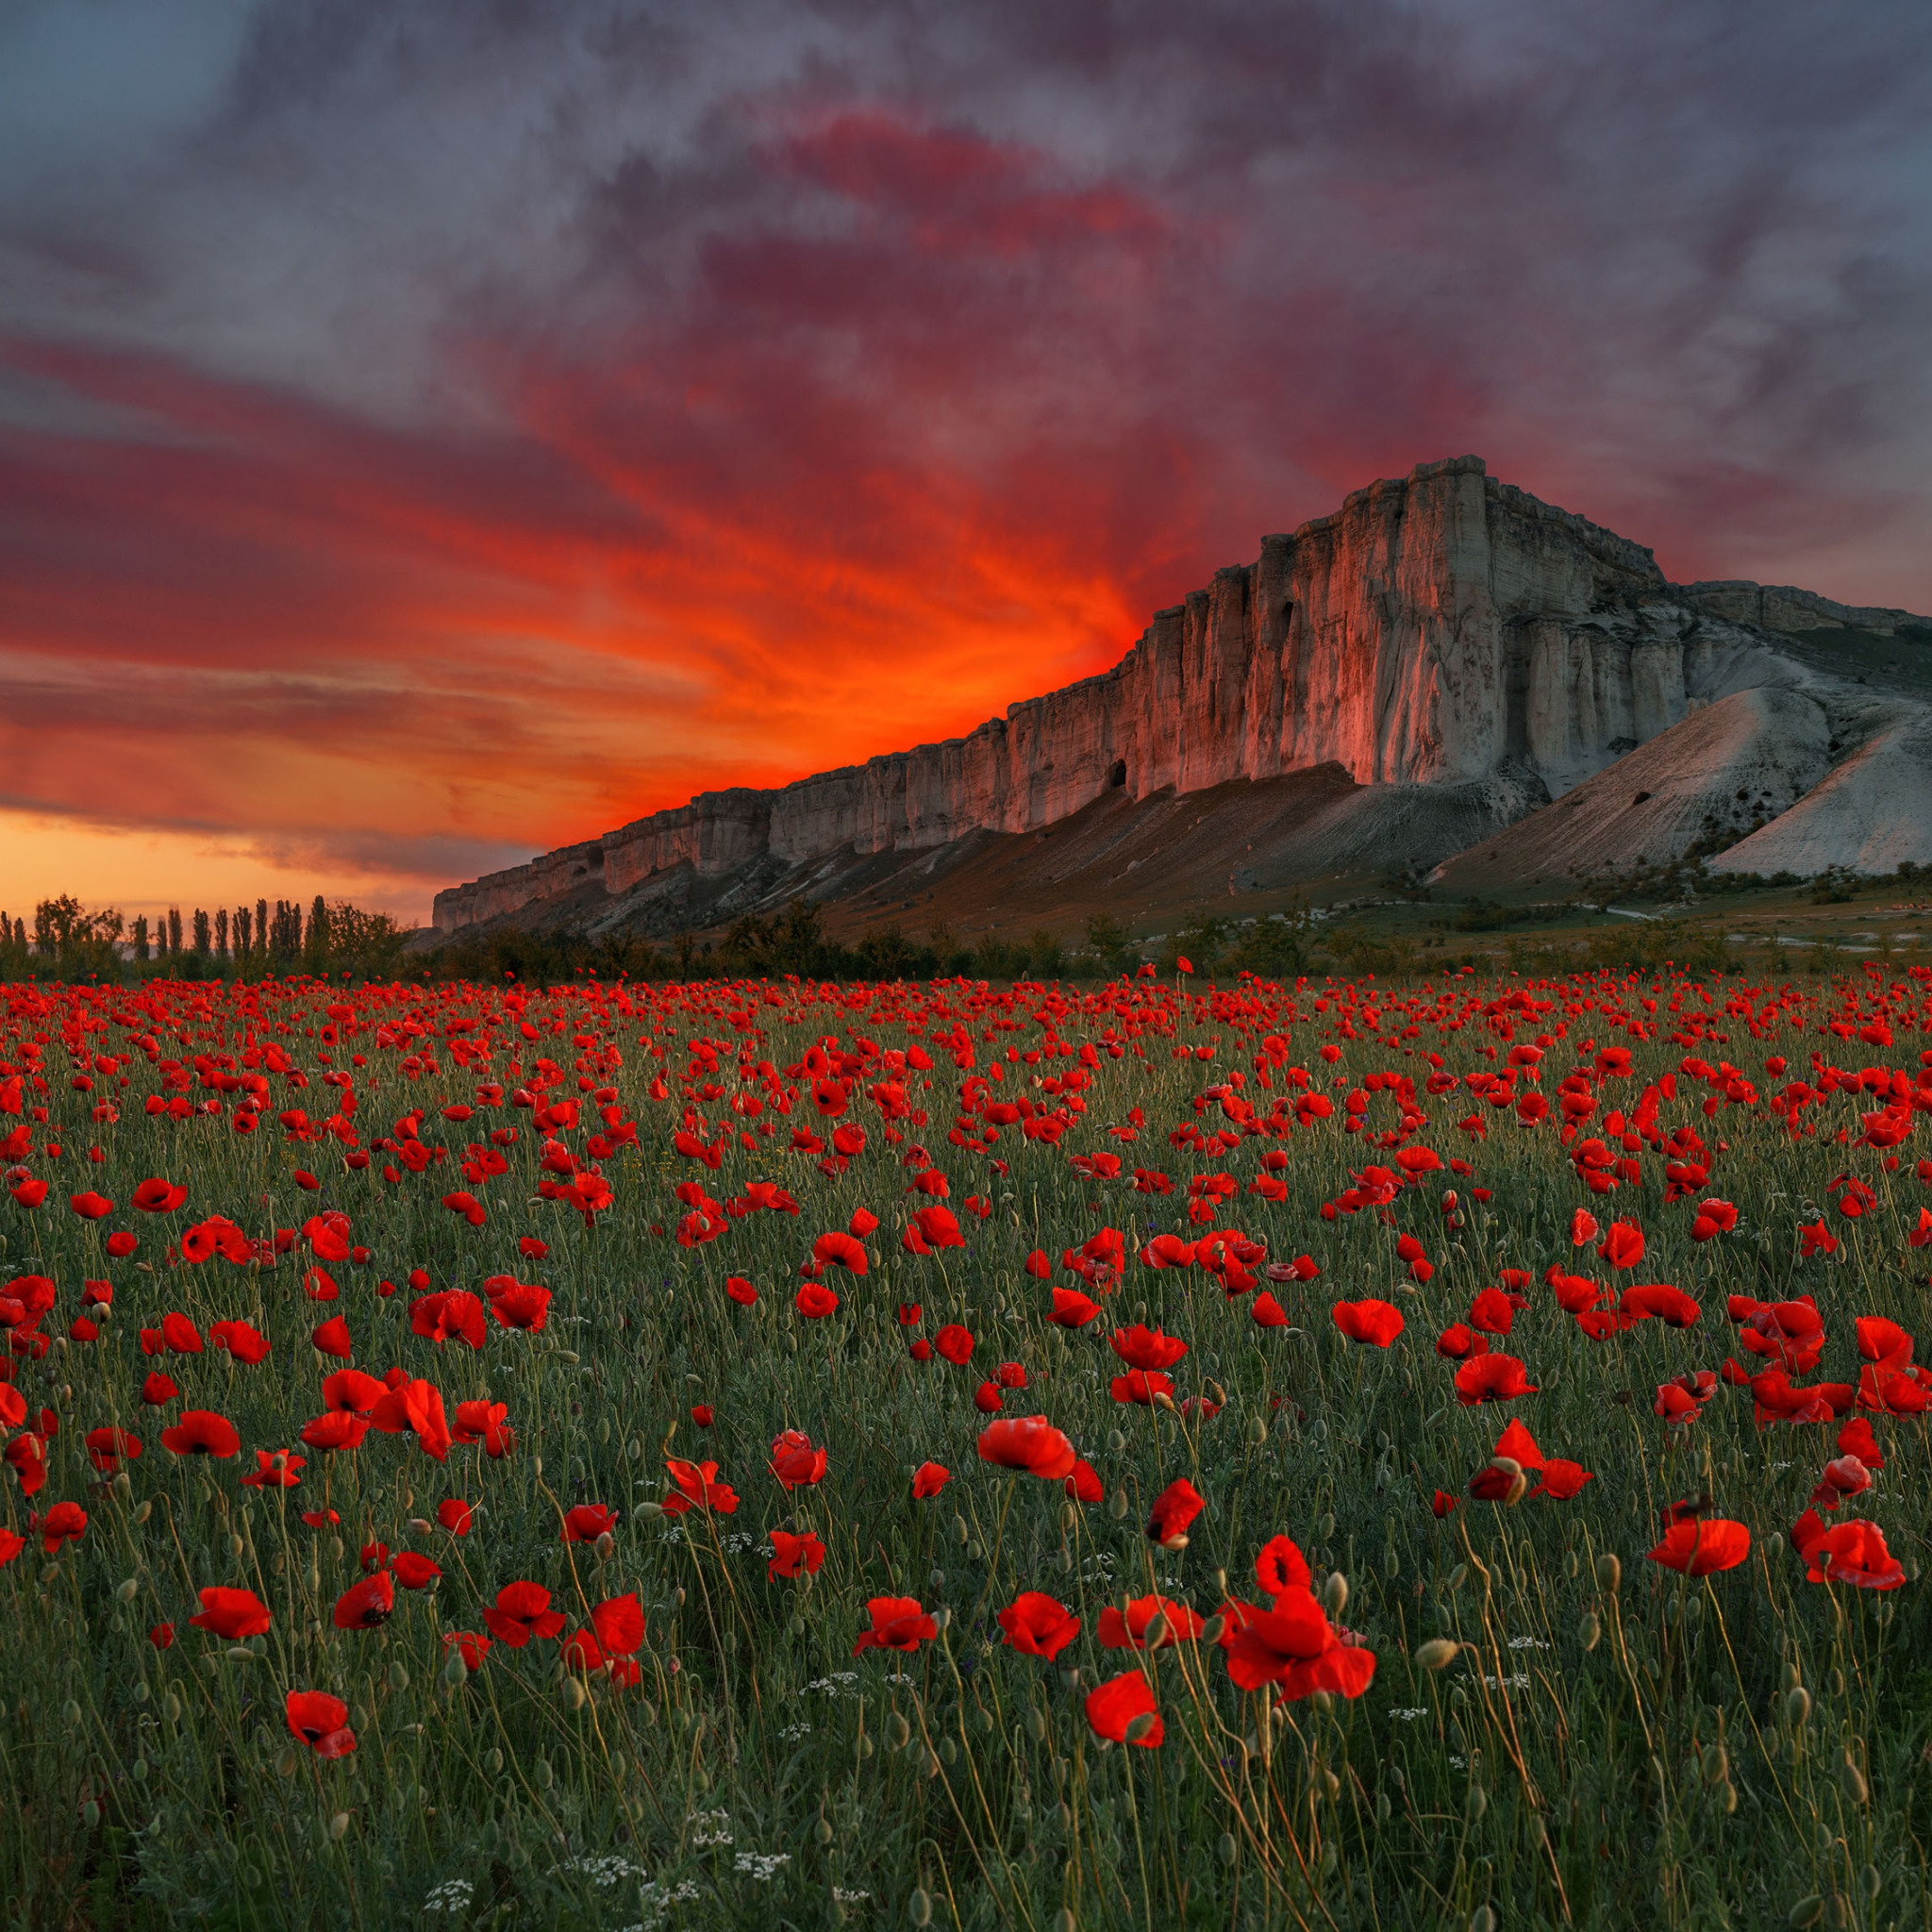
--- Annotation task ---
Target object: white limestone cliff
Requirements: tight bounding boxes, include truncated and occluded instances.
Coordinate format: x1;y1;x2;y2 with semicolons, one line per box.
430;456;1930;932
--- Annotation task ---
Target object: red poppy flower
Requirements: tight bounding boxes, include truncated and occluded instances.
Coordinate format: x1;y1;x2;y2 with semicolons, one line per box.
592;1592;645;1656
562;1504;618;1541
132;1178;187;1214
1085;1670;1162;1747
1108;1324;1188;1371
1647;1519;1750;1575
140;1372;178;1406
976;1416;1077;1480
301;1411;369;1453
1255;1534;1313;1599
1049;1287;1101;1327
489;1282;551;1331
452;1399;515;1457
105;1232;137;1257
1250;1292;1290;1329
998;1591;1081;1660
662;1458;740;1514
1467;1288;1516;1337
411;1291;487;1350
333;1571;395;1630
69;1191;114;1220
934;1324;974;1366
1431;1490;1457;1517
190;1587;272;1639
852;1595;939;1656
368;1378;452;1461
482;1580;566;1646
1528;1458;1594;1500
974;1379;1004;1413
392;1552;441;1590
811;1231;868;1274
725;1275;758;1306
1146;1477;1205;1548
768;1529;826;1578
161;1311;205;1355
1064;1458;1104;1505
911;1461;951;1499
1454;1355;1538;1406
1110;1369;1174;1407
286;1689;357;1758
442;1630;491;1672
41;1500;87;1552
160;1409;241;1457
241;1448;305;1490
1223;1588;1376;1699
149;1623;173;1648
1098;1593;1205;1649
1808;1455;1873;1510
1791;1511;1905;1589
1332;1299;1404;1347
437;1498;474;1536
794;1282;840;1319
769;1430;827;1490
84;1426;142;1473
1621;1283;1700;1327
1855;1317;1913;1368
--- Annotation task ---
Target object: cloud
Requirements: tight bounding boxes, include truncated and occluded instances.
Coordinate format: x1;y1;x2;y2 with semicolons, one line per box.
0;0;1929;924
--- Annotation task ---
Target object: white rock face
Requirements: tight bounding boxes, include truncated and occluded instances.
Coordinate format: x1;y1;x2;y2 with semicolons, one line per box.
431;456;1930;930
1711;714;1932;876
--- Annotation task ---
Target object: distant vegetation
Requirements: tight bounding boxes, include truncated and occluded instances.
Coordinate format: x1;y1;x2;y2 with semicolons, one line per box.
0;893;407;984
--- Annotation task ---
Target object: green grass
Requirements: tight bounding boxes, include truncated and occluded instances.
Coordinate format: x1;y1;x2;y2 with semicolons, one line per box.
0;966;1928;1930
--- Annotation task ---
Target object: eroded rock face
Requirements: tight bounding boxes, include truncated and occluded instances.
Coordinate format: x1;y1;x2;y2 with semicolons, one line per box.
430;456;1921;931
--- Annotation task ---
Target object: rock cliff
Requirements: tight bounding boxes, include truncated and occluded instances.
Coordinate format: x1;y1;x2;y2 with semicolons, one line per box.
431;456;1932;934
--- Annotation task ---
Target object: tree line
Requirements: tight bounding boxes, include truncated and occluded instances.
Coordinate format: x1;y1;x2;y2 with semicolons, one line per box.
0;894;408;983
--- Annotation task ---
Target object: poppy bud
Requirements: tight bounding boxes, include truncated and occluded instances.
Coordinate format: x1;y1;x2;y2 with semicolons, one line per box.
909;1889;934;1928
1840;1754;1869;1805
328;1813;350;1841
1786;1899;1824;1929
1578;1611;1601;1651
1415;1639;1458;1671
1595;1554;1622;1593
1787;1687;1812;1726
1124;1712;1158;1744
1470;1909;1496;1932
887;1712;911;1749
1321;1573;1348;1617
442;1650;469;1687
1245;1416;1267;1445
1200;1615;1225;1645
1701;1743;1728;1786
116;1577;139;1602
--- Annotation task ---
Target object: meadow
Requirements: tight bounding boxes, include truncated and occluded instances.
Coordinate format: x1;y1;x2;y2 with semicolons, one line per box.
1;959;1928;1930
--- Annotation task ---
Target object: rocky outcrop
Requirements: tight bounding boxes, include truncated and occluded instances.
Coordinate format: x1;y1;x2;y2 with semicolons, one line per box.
1683;582;1931;637
431;457;1932;932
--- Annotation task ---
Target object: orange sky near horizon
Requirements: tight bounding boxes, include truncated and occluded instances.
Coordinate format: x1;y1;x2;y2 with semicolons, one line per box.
3;6;1928;932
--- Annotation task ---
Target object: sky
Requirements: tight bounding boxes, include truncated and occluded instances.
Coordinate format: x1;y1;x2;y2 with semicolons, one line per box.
3;0;1929;929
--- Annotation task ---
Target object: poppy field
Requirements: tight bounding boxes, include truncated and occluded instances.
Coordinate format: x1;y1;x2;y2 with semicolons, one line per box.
4;961;1932;1930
